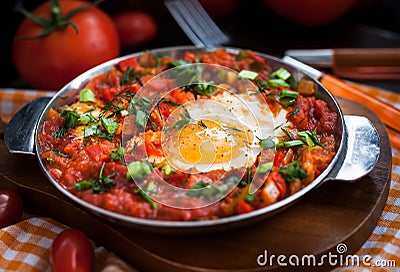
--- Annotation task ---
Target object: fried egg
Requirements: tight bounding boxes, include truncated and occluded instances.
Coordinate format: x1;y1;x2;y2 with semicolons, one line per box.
161;90;289;173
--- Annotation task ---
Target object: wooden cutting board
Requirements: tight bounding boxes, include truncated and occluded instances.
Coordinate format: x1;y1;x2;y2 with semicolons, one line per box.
0;98;392;272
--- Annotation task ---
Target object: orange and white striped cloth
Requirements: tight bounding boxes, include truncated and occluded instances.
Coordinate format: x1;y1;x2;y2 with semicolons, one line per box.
1;85;400;271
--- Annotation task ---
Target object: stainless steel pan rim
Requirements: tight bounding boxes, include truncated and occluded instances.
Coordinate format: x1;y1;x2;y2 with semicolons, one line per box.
6;45;378;233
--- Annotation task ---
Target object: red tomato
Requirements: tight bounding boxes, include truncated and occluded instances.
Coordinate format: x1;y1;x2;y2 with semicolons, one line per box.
13;1;120;90
0;190;24;228
112;11;157;48
50;229;94;272
262;0;357;26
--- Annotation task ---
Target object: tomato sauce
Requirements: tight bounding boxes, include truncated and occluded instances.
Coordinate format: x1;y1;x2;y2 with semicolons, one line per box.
38;50;338;221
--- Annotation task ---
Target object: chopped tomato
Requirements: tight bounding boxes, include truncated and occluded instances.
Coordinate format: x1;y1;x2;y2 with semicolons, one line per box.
183;51;196;62
144;131;163;157
236;200;254;214
273;151;285;167
118;57;140;72
268;171;287;199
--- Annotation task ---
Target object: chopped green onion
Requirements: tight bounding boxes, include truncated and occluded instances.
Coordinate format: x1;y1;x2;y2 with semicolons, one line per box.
146;181;157;193
256;162;273;174
288;103;302;116
238;70;258;80
266;79;290;88
101;117;119;135
279;89;298;99
297;131;315;148
258;136;275;150
79;88;95;103
168;60;191;67
78;113;95;125
276;140;303;149
126;161;152;180
138;189;158;209
187;181;208;197
74;180;93;191
281;128;295;140
163;162;174;175
135;109;147;130
245;193;256;202
271;68;291;81
297;130;323;148
120;67;136;85
160;98;182;107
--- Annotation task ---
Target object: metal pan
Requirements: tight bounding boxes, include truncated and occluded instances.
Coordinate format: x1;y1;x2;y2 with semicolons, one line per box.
4;46;380;233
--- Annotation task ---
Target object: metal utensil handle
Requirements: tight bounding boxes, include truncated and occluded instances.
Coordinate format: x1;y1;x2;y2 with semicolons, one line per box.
334;115;380;181
4;97;51;155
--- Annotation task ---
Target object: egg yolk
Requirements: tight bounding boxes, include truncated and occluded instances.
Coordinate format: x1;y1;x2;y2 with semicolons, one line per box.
177;119;251;165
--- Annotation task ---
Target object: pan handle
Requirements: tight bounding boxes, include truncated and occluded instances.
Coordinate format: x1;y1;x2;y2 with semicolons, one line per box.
333;115;380;181
4;97;52;155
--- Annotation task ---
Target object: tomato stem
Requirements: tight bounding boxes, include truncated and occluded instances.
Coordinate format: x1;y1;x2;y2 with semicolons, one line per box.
15;0;103;40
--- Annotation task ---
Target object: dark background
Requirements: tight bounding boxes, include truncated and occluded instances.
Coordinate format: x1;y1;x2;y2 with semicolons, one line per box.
1;0;400;91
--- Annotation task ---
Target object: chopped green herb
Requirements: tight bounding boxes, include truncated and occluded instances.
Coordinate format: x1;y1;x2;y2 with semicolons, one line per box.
160;98;182;107
79;88;95;103
187;181;227;199
52;149;71;158
110;146;126;163
126;161;153;180
61;110;80;128
278;161;306;182
120;67;136;85
245;193;256;202
276;140;304;149
163;162;174;175
288;103;302;116
199;120;208;129
193;82;216;96
238;69;258;80
84;125;100;138
168;60;191;67
74;162;115;193
53;127;67;138
135;109;148;130
101;117;119;135
138;189;158;209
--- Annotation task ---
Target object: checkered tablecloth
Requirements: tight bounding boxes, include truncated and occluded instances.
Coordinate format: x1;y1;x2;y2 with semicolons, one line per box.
1;84;400;271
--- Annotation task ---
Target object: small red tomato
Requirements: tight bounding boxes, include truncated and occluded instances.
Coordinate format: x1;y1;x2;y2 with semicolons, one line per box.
0;190;24;228
50;229;94;272
113;11;157;48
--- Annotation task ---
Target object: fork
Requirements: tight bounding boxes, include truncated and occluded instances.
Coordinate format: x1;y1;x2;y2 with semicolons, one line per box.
164;0;230;47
